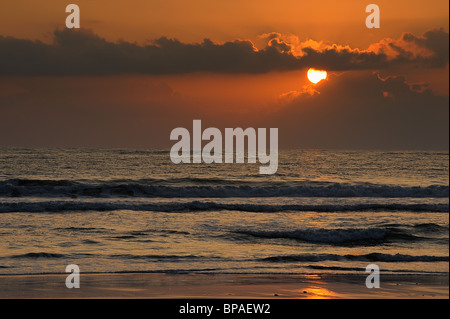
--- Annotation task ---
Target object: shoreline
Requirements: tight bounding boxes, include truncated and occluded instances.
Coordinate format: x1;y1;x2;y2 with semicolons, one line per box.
0;272;448;299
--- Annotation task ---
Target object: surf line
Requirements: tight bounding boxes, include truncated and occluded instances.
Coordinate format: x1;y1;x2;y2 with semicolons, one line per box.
170;120;278;174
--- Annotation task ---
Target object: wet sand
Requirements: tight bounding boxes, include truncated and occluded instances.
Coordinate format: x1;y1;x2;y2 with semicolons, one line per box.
0;273;448;299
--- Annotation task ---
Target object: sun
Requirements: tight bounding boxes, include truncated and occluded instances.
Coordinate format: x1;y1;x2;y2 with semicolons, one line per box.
307;68;327;84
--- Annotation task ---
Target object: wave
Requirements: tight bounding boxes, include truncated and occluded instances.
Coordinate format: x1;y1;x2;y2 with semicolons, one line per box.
413;223;449;233
7;252;69;259
260;253;449;263
1;179;448;198
234;227;429;245
8;251;446;263
108;254;204;261
1;252;214;262
0;200;447;213
54;226;110;233
306;265;366;271
304;265;447;273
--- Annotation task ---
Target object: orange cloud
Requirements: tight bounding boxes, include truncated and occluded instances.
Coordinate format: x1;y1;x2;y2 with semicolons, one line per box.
0;29;448;76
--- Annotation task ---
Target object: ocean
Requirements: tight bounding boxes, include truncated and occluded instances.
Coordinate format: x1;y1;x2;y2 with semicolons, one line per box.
0;148;448;277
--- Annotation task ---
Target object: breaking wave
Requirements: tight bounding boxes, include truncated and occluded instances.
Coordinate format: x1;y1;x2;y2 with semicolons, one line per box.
234;227;430;245
0;200;447;213
260;252;449;262
1;178;448;198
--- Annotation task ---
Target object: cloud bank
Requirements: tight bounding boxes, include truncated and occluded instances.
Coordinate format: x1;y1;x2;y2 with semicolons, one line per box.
268;72;449;150
0;28;448;75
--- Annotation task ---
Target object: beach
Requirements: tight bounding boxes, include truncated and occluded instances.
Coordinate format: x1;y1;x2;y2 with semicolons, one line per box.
0;273;448;299
0;149;448;300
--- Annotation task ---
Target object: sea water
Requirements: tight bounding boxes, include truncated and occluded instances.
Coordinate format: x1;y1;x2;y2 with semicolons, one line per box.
0;148;448;276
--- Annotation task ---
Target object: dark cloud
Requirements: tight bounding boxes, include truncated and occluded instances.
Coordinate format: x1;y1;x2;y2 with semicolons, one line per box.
404;29;449;67
267;37;293;54
0;28;448;75
372;28;450;68
299;46;386;71
265;72;449;150
0;29;298;75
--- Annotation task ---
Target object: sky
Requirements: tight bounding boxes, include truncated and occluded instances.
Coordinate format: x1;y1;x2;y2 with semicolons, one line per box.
0;0;448;149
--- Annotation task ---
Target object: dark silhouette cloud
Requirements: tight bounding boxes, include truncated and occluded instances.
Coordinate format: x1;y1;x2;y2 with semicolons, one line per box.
0;29;297;75
369;28;449;68
266;72;449;150
0;28;448;75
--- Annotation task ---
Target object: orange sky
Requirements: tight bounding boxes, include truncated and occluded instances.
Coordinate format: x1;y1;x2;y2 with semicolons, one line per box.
0;1;448;149
1;0;448;47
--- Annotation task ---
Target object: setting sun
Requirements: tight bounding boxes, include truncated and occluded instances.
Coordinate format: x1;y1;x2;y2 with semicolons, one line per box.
307;68;327;84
